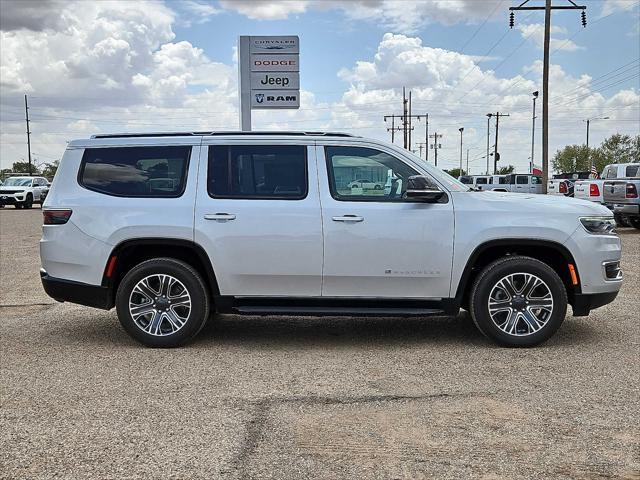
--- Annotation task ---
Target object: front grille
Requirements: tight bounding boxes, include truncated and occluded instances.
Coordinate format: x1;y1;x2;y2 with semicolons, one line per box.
0;189;23;194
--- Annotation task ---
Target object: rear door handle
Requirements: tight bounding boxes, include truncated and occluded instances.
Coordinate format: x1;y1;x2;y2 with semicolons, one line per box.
204;213;236;221
332;215;364;223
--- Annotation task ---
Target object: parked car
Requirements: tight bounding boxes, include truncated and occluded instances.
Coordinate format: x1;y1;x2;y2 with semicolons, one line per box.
458;174;509;191
603;179;640;229
347;178;384;190
548;178;574;197
41;131;622;348
490;174;544;194
0;176;50;208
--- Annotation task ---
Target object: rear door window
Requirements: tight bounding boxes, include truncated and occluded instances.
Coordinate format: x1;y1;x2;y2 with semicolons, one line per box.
79;146;191;197
516;175;529;184
208;145;307;199
626;165;639;177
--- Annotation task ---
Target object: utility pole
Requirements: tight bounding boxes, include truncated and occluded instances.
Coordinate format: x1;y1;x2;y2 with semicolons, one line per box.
24;94;33;176
466;148;470;175
429;132;443;167
408;90;412;151
402;87;408;149
486;113;492;175
584;115;609;167
531;91;538;173
383;115;402;144
492;112;509;174
458;127;464;173
510;0;587;192
417;142;428;160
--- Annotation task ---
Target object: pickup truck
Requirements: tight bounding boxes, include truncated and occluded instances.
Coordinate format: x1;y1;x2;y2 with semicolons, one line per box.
603;179;640;229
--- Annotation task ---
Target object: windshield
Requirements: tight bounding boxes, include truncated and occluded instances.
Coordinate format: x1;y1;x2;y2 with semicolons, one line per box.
3;177;32;186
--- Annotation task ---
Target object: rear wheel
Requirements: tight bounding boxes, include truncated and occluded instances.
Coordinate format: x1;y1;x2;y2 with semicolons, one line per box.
614;214;629;228
470;256;567;347
629;217;640;230
116;258;210;347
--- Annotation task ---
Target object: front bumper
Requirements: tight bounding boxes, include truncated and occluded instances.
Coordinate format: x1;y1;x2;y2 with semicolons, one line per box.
40;269;113;310
0;194;25;205
571;291;619;316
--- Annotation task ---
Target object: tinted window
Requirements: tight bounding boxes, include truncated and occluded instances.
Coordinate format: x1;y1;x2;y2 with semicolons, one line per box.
459;176;473;184
325;146;420;202
79;146;190;197
516;175;529;184
475;177;488;185
626;165;639;177
208;145;307;199
532;176;542;184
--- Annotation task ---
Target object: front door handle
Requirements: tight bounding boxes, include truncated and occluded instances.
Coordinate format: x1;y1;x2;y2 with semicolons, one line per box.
204;213;236;221
332;215;364;223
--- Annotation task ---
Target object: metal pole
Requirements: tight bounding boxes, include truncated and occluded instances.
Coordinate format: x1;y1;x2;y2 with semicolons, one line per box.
494;113;500;175
531;93;537;173
459;128;464;173
425;114;429;163
25;94;32;176
391;115;396;143
486;116;490;175
466;148;469;174
238;36;252;131
586;119;590;150
542;0;551;193
408;90;412;151
403;88;408;149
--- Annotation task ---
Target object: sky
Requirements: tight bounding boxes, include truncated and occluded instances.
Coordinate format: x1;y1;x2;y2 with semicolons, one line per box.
1;0;639;174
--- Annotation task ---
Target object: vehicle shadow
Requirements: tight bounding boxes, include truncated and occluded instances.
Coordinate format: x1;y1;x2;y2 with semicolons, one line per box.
50;309;603;349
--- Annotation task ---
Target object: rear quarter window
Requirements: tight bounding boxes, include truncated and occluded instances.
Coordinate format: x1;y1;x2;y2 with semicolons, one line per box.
626;165;639;177
79;146;191;197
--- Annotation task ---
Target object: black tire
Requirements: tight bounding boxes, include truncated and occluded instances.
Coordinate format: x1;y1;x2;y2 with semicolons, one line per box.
115;258;210;347
628;217;640;230
470;256;567;347
14;202;23;209
23;194;33;209
374;184;382;190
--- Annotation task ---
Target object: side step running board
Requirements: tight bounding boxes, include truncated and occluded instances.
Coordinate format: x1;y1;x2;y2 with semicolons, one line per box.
231;306;446;317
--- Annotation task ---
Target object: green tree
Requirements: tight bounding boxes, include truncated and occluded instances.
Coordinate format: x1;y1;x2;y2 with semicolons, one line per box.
41;160;60;179
594;134;639;167
446;168;466;178
10;161;41;175
497;165;515;174
551;145;594;173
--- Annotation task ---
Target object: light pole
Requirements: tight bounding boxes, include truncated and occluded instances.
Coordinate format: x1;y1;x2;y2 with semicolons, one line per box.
584;116;609;168
531;91;538;173
486;113;492;175
459;127;464;174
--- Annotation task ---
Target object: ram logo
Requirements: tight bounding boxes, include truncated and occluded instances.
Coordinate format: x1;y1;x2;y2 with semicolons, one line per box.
255;93;265;104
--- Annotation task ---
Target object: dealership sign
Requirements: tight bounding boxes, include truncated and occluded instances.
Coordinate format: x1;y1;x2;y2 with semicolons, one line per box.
238;35;300;129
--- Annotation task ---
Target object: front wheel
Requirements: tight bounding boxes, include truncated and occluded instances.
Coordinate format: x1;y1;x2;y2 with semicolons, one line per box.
115;258;210;347
23;194;33;209
470;256;567;347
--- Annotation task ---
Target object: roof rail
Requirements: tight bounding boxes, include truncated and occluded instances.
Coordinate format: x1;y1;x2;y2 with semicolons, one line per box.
91;131;357;139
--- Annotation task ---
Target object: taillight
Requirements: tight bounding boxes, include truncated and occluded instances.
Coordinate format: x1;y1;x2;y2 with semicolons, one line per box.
590;183;600;197
559;182;567;194
626;183;638;199
43;209;72;225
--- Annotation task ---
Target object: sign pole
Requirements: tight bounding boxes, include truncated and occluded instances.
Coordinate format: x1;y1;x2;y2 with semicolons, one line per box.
238;35;251;131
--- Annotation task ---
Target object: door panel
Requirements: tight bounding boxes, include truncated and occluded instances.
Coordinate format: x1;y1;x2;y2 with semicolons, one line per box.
317;145;454;298
194;143;322;296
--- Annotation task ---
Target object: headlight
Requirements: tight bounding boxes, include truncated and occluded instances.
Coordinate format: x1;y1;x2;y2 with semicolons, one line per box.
580;216;616;235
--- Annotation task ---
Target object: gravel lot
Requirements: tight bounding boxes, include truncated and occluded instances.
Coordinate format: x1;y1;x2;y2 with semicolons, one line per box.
1;207;639;479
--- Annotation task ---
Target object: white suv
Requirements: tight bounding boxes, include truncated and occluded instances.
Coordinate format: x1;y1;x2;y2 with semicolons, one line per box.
40;132;623;347
0;176;49;208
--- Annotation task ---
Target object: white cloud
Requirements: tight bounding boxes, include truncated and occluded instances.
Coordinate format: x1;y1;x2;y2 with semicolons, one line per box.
217;0;504;31
517;23;583;52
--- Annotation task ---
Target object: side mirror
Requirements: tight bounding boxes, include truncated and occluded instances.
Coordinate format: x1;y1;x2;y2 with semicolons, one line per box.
404;175;446;203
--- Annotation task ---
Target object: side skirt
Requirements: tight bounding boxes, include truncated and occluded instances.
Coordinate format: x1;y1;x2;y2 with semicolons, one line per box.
215;296;459;317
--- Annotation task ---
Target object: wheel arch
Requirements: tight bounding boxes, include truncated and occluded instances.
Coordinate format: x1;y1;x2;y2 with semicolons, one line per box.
102;238;220;305
455;239;580;309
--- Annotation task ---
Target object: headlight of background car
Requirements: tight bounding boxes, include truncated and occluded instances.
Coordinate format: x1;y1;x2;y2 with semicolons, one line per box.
580;216;616;235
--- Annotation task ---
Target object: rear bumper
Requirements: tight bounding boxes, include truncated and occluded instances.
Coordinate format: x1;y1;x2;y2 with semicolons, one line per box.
611;204;640;216
571;291;619;317
40;269;113;310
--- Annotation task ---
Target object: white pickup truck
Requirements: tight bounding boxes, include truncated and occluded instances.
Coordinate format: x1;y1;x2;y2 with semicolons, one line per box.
574;163;639;226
